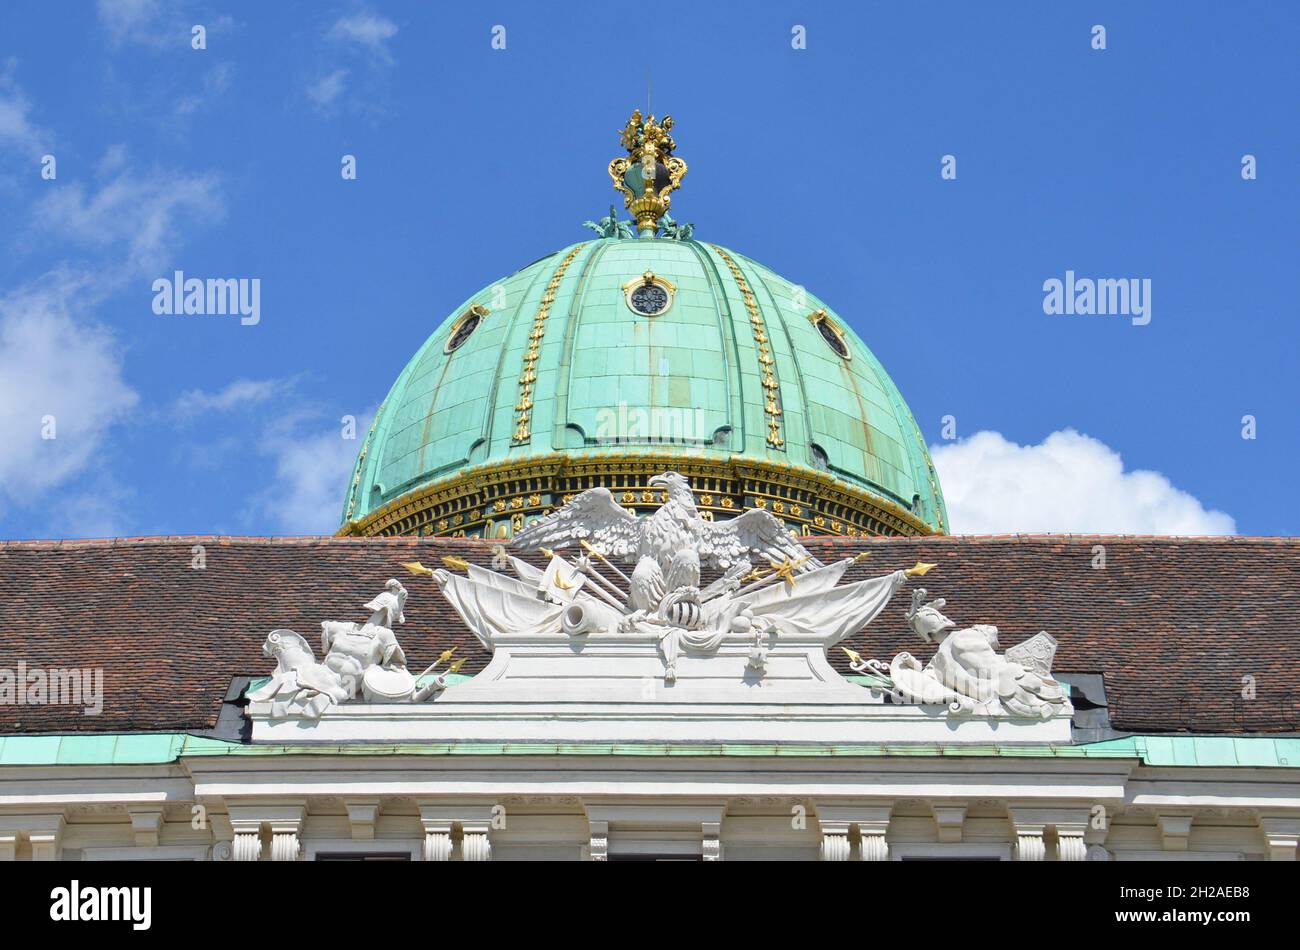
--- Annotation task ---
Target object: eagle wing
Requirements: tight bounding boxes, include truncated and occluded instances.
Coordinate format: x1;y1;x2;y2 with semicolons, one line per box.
693;507;823;573
509;487;642;561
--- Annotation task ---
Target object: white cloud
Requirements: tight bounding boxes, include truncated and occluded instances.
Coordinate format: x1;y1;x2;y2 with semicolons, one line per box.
306;69;349;109
306;9;398;114
0;275;139;511
0;144;225;534
930;429;1236;536
328;12;398;61
96;0;170;47
0;61;52;157
176;62;234;115
172;378;290;420
49;475;136;539
96;143;129;178
31;163;223;279
96;1;234;49
254;413;372;534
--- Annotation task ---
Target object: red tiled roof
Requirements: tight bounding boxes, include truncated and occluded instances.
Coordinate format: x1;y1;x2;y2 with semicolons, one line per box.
0;535;1296;736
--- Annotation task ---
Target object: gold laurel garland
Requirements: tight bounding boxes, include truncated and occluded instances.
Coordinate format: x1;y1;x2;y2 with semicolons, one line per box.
710;245;785;449
512;244;587;443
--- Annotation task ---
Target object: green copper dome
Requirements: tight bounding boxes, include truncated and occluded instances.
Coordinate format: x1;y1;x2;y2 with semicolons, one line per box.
340;237;947;539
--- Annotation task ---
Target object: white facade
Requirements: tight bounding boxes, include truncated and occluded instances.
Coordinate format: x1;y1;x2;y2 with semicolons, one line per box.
2;754;1297;861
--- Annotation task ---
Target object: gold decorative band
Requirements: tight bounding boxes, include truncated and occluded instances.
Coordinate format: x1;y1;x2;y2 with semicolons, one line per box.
512;243;586;444
710;245;784;449
342;400;385;522
337;450;937;540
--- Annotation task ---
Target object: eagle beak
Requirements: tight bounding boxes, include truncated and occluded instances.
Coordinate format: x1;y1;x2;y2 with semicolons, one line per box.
648;475;667;487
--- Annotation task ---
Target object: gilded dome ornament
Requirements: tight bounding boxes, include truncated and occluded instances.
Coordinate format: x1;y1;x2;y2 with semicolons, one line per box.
608;109;688;237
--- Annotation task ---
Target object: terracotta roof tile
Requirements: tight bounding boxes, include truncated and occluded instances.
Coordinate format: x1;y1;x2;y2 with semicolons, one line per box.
0;535;1295;736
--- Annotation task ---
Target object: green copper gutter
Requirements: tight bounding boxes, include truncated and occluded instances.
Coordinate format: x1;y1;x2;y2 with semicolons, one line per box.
1;733;1297;768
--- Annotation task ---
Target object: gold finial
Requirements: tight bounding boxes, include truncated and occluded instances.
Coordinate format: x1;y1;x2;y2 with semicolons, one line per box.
440;556;471;572
609;110;688;237
905;562;938;577
401;561;435;577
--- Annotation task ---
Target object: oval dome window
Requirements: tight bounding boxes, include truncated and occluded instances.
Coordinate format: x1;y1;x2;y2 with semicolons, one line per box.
811;309;850;360
444;304;489;353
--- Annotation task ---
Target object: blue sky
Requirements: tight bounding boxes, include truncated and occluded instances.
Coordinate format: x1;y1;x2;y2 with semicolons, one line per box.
0;1;1296;539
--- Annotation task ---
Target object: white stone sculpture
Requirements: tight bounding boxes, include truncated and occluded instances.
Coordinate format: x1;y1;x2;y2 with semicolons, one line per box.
249;472;1073;740
433;471;911;683
252;580;455;720
248;629;351;720
845;589;1073;720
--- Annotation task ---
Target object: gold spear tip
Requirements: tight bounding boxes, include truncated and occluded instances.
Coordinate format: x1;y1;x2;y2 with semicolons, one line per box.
841;647;862;665
905;562;938;577
440;556;471;572
852;551;872;563
401;561;435;577
447;658;467;674
539;546;555;559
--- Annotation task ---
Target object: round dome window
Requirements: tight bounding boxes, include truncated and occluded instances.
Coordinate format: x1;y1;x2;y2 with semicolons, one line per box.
623;271;676;317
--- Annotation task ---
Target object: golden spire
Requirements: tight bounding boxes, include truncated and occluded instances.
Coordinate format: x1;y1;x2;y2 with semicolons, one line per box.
608;110;688;237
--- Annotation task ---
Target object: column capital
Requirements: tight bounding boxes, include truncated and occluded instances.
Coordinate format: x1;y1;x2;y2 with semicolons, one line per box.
587;819;609;862
0;814;65;861
702;821;723;862
815;802;894;860
1259;817;1300;861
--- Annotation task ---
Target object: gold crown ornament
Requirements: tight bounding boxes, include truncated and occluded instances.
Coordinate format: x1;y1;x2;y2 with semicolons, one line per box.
608;110;688;237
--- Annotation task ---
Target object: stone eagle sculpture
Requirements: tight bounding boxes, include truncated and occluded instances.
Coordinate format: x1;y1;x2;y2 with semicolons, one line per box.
511;471;820;615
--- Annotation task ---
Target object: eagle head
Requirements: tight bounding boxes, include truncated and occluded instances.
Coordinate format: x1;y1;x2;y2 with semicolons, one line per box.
649;471;694;508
